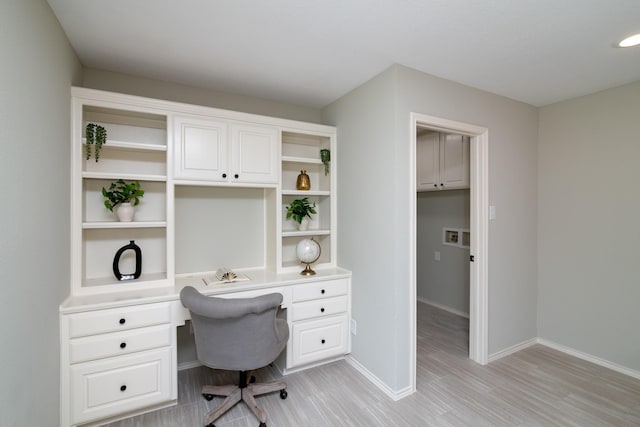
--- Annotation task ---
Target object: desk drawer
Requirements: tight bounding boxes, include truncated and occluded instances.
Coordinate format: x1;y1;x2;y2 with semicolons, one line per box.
292;279;348;303
70;348;172;424
68;302;171;338
69;324;172;364
292;295;348;322
291;314;348;367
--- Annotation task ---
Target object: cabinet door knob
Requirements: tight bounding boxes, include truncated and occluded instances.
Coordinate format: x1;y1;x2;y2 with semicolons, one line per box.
434;184;437;187
320;307;325;313
440;183;444;186
234;174;239;179
120;342;126;349
222;173;227;178
321;289;325;294
120;385;127;392
119;318;126;325
321;339;326;344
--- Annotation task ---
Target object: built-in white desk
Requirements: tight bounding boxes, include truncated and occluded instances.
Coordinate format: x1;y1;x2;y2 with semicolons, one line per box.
59;268;351;427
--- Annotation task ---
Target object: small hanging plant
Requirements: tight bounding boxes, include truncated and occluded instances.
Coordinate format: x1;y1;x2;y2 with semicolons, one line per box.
86;123;107;162
320;149;330;175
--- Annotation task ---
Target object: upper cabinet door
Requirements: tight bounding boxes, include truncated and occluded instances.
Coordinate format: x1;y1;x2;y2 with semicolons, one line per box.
416;131;440;191
416;131;469;191
230;123;279;184
173;116;229;182
440;133;469;190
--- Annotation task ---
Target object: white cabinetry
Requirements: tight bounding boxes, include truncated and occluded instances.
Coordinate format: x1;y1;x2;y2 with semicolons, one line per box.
61;302;175;426
417;131;469;191
63;88;347;426
173;116;278;184
288;278;350;368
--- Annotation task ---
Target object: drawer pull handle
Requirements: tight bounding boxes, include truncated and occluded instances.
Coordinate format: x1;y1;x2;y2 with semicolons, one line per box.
321;339;326;344
119;318;126;325
320;308;325;313
120;385;127;392
234;173;239;179
120;342;127;349
321;289;325;294
222;173;227;178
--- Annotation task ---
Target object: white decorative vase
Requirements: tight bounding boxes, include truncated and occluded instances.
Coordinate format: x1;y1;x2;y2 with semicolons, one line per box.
116;202;135;222
297;217;309;231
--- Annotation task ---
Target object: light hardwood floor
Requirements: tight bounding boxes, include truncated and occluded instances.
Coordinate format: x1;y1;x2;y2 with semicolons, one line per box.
105;302;640;426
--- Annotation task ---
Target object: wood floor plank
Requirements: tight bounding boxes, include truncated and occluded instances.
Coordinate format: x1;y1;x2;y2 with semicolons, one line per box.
103;302;640;426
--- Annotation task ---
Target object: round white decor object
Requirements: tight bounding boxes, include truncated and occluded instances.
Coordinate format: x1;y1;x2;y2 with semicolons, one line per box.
296;238;321;264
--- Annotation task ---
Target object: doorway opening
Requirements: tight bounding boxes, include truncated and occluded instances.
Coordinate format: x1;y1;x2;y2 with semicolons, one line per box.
408;113;489;394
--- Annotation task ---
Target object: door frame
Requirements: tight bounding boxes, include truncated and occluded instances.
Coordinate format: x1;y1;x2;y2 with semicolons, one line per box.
409;112;489;391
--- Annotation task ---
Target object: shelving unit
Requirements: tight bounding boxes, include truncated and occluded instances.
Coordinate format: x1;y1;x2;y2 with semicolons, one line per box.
279;131;336;273
71;94;170;295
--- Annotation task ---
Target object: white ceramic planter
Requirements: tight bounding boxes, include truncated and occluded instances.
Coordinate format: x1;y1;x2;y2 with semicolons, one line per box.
116;202;135;222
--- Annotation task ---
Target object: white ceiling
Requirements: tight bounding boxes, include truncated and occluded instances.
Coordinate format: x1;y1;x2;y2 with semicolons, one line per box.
47;0;640;108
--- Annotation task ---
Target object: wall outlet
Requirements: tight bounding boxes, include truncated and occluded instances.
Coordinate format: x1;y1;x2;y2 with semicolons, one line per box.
350;319;357;336
434;251;441;261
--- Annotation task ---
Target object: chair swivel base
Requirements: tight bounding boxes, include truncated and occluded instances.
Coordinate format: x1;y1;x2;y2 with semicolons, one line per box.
201;372;287;427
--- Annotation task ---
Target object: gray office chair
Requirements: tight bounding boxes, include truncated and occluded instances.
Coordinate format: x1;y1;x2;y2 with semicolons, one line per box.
180;286;289;427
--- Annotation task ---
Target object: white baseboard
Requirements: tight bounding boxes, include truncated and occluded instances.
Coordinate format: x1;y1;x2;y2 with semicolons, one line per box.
344;355;414;401
177;360;202;371
417;296;469;319
487;337;640;381
538;338;640;381
488;337;538;362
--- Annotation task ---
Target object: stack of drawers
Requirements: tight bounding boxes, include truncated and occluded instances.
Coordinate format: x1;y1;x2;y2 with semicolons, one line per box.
290;278;350;367
62;302;174;426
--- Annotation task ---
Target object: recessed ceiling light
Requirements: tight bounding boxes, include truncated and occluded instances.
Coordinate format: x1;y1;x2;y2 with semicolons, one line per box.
619;33;640;47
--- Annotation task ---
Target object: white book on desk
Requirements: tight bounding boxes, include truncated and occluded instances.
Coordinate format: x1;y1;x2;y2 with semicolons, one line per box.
202;268;250;286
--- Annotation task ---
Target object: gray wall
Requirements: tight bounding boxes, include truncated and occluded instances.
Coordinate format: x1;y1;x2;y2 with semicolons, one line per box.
0;0;82;425
323;64;539;393
417;190;470;315
322;68;402;388
83;68;323;124
538;81;640;371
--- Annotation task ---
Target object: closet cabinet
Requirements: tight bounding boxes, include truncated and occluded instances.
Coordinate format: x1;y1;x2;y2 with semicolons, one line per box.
417;131;469;191
173;116;279;185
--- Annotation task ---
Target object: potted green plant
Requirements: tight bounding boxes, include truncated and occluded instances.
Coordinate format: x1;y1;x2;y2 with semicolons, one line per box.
86;123;107;162
102;179;144;222
285;198;317;231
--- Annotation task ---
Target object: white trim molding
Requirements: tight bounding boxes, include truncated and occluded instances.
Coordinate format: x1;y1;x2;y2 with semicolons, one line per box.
538;339;640;381
410;112;490;380
488;337;640;381
417;297;469;319
345;355;413;401
488;338;538;362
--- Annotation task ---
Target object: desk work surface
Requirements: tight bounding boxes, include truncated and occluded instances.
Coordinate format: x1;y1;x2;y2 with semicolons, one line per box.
59;267;352;314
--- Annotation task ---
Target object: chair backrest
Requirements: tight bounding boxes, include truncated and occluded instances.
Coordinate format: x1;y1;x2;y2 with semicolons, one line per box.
180;286;289;371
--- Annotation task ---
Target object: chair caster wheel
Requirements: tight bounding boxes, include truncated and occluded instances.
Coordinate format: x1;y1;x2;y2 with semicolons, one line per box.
259;423;266;427
280;389;288;399
250;375;256;383
206;423;215;427
203;393;214;401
